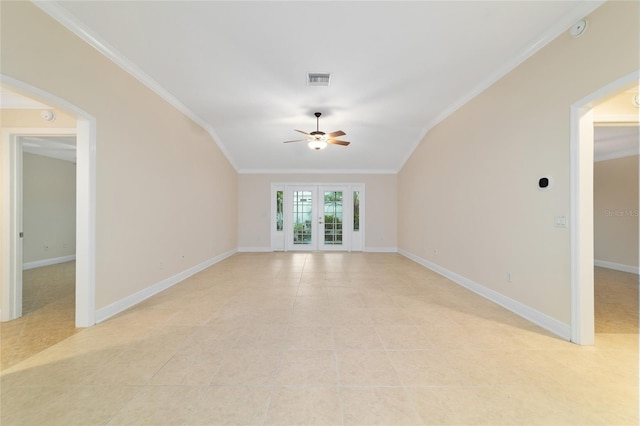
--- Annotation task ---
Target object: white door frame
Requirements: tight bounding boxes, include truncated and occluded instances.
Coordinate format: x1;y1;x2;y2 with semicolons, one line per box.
351;185;365;252
318;185;351;251
286;185;319;251
2;133;24;320
272;183;364;252
1;75;96;327
2;129;76;320
271;184;285;251
570;70;639;345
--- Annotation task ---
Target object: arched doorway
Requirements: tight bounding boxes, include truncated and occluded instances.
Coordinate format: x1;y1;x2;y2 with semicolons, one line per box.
1;75;96;328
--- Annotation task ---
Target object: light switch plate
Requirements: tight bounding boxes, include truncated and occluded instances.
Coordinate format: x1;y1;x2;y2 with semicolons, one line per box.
554;216;568;228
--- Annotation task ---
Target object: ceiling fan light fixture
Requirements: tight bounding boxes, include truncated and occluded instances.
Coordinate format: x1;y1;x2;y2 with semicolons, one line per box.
308;140;327;150
284;111;348;149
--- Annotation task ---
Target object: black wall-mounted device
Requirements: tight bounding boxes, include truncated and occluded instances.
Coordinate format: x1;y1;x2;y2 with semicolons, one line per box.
539;177;550;189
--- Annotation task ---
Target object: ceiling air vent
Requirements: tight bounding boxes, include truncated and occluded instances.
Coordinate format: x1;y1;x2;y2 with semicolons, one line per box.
307;72;331;86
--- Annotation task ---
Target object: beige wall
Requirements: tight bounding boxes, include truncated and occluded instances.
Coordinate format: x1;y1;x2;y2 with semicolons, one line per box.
1;2;237;310
0;108;77;128
398;1;639;325
238;173;397;250
23;153;77;263
594;155;639;268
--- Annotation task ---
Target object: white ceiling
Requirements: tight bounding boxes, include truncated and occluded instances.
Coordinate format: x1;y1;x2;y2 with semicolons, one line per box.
594;126;639;162
21;135;77;163
37;2;606;172
40;1;601;172
3;86;635;165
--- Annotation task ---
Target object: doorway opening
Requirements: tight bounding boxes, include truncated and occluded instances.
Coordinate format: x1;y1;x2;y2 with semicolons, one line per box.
1;76;96;331
592;91;639;337
271;183;364;252
570;70;639;345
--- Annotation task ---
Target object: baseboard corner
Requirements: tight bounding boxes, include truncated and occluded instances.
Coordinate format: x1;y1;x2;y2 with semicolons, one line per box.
594;259;639;274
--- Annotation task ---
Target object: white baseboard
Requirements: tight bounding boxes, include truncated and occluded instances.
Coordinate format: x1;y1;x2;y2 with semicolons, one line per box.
364;246;398;253
398;249;571;341
594;259;639;274
95;249;236;323
238;247;399;253
237;247;273;252
23;255;76;270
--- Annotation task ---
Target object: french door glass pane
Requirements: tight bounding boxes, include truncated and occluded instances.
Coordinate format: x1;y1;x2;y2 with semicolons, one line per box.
293;191;312;245
276;190;283;231
353;190;360;231
324;191;343;245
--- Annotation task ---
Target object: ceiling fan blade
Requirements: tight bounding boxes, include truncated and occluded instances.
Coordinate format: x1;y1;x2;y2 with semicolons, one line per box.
328;130;346;138
283;139;307;143
294;129;310;136
327;139;350;146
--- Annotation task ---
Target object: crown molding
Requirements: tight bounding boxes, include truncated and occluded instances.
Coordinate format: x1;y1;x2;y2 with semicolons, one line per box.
32;1;238;171
398;1;607;172
594;148;639;163
33;1;606;176
237;168;398;175
594;114;639;125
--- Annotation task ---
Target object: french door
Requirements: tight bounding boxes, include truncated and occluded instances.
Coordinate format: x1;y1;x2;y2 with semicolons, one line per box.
271;184;361;251
287;185;348;251
272;183;364;252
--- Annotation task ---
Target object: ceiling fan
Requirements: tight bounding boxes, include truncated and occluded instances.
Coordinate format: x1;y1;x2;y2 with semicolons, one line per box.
283;112;350;150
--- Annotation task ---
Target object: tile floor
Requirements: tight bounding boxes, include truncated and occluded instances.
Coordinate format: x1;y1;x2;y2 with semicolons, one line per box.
1;253;637;425
0;261;80;370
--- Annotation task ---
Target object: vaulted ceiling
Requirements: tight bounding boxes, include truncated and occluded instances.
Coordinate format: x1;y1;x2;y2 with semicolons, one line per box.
33;2;609;171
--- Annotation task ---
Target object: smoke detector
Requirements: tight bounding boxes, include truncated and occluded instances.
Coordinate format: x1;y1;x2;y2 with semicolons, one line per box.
569;19;588;38
40;110;56;122
307;72;331;86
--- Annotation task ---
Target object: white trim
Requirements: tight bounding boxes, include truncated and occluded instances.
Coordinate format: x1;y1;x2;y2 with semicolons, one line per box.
398;1;606;172
1;74;97;328
237;247;272;253
271;183;285;251
351;185;365;252
239;168;398;175
273;183;364;253
570;106;596;345
2;132;23;321
32;1;238;172
594;259;639;275
23;255;76;271
74;117;96;327
2;128;77;322
318;185;352;252
33;1;604;176
570;70;640;346
594;114;639;124
397;127;431;175
594;148;639;162
364;247;398;253
95;250;236;323
399;249;571;340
